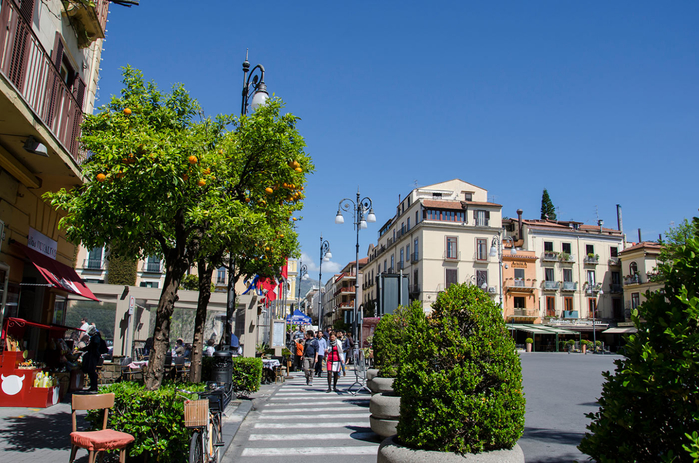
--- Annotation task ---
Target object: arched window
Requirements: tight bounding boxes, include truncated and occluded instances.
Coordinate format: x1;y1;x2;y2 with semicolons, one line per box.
629;262;638;275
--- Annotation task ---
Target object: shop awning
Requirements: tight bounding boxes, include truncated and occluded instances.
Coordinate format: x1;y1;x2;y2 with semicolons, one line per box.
13;242;99;301
602;327;638;334
507;324;578;335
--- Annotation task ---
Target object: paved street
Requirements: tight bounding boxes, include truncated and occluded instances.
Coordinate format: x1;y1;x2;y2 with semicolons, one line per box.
222;371;379;463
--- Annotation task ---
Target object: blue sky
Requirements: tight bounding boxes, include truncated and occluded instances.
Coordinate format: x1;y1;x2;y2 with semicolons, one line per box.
98;1;699;278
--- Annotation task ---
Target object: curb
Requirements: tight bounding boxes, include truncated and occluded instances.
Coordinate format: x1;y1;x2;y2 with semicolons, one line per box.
220;399;253;456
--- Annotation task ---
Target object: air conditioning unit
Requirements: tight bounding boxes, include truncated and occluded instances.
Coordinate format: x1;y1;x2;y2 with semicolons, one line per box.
488;286;497;294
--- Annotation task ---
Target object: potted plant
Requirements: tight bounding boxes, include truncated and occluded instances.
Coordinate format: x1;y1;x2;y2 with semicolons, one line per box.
567;339;576;353
380;283;526;462
525;338;533;353
595;340;602;353
580;340;588;354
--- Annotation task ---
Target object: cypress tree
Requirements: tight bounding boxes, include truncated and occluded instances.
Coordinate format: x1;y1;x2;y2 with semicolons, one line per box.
540;189;556;220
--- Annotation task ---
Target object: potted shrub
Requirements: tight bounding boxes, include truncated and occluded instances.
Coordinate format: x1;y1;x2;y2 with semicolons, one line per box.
580;339;588;354
567;339;576;353
525;337;533;353
595;340;602;353
380;283;526;462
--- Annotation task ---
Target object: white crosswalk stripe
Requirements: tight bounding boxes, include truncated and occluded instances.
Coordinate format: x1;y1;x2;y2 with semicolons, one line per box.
241;446;379;456
249;432;376;441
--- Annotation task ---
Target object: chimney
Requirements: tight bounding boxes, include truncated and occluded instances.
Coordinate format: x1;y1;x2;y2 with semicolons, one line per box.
598;219;604;233
616;204;623;232
638;228;642;243
517;209;523;240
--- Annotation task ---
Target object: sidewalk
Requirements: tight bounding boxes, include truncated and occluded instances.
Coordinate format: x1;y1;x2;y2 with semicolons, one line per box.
0;383;271;462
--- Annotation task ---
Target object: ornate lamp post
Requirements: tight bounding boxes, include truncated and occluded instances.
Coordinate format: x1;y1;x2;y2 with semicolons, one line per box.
334;189;376;344
318;236;332;332
490;232;517;338
296;262;308;314
224;51;270;346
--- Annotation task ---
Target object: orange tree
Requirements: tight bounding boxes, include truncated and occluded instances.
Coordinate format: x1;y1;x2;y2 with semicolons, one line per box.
45;67;311;389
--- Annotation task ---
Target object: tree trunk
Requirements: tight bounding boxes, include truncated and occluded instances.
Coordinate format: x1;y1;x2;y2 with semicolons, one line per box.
144;256;190;390
190;261;214;383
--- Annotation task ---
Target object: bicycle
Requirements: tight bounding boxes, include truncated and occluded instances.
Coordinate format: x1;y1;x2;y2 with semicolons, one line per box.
178;384;226;463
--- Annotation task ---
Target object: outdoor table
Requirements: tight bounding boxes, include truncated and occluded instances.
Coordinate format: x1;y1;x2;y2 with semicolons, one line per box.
261;359;280;384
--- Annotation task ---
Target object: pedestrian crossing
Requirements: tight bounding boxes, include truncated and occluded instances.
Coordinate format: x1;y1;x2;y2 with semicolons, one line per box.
229;372;380;462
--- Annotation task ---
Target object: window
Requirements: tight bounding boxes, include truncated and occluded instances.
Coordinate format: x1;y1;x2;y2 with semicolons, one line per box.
562;242;572;254
629;262;638;275
464;192;473;201
546;296;555;316
474;210;489;227
545;268;555;281
631;292;640;309
563;269;573;282
87;247;103;270
146;256;161;273
610;246;618;257
399;248;404;267
413;238;419;261
587;270;596;287
514;297;526;308
588;299;598;318
217;267;226;285
476;270;488;289
413;270;418;289
390;255;394;270
406;244;410;262
140;281;159;289
544;241;554;252
446;269;458;288
514;268;525;281
406;218;410;230
446;236;458;259
415;210;419;225
586;244;595;256
383;260;387;273
476;238;488;261
564;297;573;312
611;271;620;285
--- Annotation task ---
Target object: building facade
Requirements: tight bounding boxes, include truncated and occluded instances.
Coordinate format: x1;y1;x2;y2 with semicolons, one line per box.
618;241;663;315
362;179;503;312
0;0;110;332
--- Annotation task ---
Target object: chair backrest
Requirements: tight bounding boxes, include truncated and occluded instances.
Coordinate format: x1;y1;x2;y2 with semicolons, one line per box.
71;393;115;432
174;356;186;366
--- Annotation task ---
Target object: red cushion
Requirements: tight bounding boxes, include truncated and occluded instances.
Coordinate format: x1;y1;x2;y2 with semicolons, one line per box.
70;430;135;451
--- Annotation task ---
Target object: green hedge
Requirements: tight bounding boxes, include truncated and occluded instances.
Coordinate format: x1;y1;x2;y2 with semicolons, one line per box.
231;357;262;394
86;382;206;462
373;303;421;377
106;254;137;286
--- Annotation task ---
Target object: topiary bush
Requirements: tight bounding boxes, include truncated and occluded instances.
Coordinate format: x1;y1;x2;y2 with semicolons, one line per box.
579;217;699;462
394;283;525;454
86;381;206;462
231;357;262;395
372;302;423;377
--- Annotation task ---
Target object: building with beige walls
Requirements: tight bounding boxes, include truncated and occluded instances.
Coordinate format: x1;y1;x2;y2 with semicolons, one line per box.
501;248;540;323
324;259;365;329
0;0;110;333
618;241;663;315
362;179;503;312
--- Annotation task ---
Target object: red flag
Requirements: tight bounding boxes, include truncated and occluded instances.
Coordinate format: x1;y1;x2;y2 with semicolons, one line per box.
281;259;288;280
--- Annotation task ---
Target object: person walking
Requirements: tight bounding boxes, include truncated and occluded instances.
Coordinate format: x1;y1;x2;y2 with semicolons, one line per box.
315;330;327;377
302;330;319;386
339;331;352;376
325;332;344;392
80;326;107;392
294;337;304;371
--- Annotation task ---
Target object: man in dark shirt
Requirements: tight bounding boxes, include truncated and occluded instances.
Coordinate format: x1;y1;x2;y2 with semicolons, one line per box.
303;330;319;386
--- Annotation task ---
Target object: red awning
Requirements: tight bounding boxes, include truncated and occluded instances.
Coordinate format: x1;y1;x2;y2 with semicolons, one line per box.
13;242;99;301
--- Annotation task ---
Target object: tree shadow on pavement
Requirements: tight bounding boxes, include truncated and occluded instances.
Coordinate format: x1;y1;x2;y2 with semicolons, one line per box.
523;426;585;446
0;411;74;452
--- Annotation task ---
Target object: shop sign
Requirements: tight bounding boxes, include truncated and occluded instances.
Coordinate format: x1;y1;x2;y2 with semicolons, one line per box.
512;262;527;268
27;228;57;260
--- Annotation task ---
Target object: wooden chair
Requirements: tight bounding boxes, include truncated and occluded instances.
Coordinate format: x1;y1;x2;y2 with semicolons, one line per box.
70;393;135;463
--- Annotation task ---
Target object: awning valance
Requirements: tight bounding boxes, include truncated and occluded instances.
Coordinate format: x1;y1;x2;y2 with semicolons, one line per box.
507;324;578;335
13;241;99;301
602;327;638;334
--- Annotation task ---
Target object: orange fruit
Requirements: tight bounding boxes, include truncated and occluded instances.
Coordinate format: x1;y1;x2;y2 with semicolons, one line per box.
116;171;125;179
265;187;274;195
188;155;198;165
260;200;266;206
295;167;303;173
182;174;189;181
96;173;106;182
123;108;132;115
278;234;284;239
292;161;300;168
292;217;297;221
203;168;211;175
244;197;250;203
218;150;223;155
197;179;206;186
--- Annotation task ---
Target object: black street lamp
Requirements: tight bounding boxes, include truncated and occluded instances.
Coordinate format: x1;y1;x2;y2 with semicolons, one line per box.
318;236;332;332
296;262;308;314
335;189;376;345
224;51;270;347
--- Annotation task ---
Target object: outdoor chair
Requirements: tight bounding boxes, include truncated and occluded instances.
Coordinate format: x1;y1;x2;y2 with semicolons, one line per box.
69;392;135;463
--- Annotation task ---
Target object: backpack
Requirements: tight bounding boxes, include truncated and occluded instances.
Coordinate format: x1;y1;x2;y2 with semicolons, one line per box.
98;336;109;355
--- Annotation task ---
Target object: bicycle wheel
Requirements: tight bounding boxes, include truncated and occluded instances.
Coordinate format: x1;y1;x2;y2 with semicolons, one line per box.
189;430;203;463
211;412;223;446
207;421;218;463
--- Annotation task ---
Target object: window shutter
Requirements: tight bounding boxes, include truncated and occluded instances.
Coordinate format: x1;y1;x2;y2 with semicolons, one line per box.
75;77;86;108
485;211;490;219
19;0;34;24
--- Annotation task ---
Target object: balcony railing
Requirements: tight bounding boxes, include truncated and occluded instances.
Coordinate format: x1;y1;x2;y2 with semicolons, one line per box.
409;284;420;294
563;310;579;319
559;254;575;263
584;255;599;265
624;274;642;285
143;261;163;273
505;280;536;290
585;283;602;295
411;252;419;263
338;301;355;309
443;251;460;260
608;257;621;266
561;281;577;292
609;283;623;294
513;309;537;317
542;252;559;262
543;281;559;291
0;0;88;163
83;258;103;270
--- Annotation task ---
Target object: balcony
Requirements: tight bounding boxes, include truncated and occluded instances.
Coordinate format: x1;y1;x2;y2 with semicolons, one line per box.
83;259;103;270
411;252;419;263
443;251;460;261
63;0;109;48
608;257;621;266
542;252;559;262
398;261;405;270
543;281;559;291
585;283;602;295
563;310;579;319
338;301;355;309
409;284;420;295
609;284;623;294
505;280;536;292
624;274;642;285
584;255;599;265
561;281;577;292
0;0;88;163
559;253;575;263
334;286;354;296
513;309;537;317
142;261;163;273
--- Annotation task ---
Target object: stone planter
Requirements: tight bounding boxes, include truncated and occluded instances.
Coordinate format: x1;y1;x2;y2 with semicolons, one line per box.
525;343;532;353
377;436;525;463
368;376;395;394
367;368;380;381
370;393;401;438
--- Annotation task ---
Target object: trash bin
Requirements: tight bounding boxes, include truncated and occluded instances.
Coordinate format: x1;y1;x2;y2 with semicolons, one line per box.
212;349;232;388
